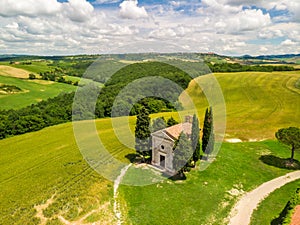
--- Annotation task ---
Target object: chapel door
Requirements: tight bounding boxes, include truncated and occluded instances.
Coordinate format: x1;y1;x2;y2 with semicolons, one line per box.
160;155;165;168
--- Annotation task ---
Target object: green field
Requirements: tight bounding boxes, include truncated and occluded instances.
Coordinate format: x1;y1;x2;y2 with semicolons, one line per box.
251;179;300;225
1;117;299;224
0;75;76;110
181;71;300;140
0;121;117;225
120;141;299;225
64;75;104;87
0;60;54;74
1;70;300;224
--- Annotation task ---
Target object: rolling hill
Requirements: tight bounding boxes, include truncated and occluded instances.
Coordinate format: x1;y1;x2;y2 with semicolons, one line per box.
0;70;300;224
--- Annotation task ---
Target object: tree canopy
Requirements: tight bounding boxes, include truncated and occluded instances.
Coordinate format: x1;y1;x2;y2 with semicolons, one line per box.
173;132;193;175
202;107;214;157
135;107;151;161
151;117;166;133
191;114;201;162
275;127;300;163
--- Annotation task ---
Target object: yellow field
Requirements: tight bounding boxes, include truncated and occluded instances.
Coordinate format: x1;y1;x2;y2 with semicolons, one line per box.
180;71;300;141
0;65;31;79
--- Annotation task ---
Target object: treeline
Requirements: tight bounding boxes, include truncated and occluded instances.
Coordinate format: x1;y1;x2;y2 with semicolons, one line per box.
0;62;197;139
94;62;192;118
38;70;78;86
0;92;74;139
49;60;94;78
208;63;295;72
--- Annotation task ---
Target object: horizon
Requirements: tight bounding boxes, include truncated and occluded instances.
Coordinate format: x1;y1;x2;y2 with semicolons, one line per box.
1;52;300;58
0;0;299;56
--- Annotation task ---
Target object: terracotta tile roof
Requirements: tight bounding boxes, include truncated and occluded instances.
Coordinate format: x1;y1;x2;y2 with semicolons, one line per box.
164;122;192;140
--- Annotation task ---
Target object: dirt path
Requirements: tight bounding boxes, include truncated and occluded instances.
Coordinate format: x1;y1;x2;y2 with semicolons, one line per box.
34;194;56;225
228;171;300;225
114;163;132;225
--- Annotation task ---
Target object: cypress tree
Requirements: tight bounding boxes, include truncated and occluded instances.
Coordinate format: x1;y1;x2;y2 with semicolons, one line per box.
135;106;151;161
173;132;193;175
151;117;166;132
202;107;214;157
167;117;178;127
191;114;201;162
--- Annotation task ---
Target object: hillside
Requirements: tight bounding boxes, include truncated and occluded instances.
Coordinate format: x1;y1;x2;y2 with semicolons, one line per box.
0;64;76;110
180;71;300;140
1;70;300;224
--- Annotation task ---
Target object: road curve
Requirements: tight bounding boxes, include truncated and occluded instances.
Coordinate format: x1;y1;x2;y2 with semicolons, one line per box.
228;170;300;225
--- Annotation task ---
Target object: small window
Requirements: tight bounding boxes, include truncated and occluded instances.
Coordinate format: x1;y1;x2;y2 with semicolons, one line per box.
161;145;165;150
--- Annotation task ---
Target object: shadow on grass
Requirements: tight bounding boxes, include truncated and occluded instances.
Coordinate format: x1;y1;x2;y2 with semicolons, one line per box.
125;153;137;163
259;155;300;170
168;173;187;181
271;188;300;225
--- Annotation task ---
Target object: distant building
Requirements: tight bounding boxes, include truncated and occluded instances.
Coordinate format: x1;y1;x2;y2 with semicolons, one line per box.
151;116;193;174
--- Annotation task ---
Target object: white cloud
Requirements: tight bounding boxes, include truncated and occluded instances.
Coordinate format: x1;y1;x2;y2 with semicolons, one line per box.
0;0;61;17
63;0;94;22
258;29;283;39
94;0;120;4
0;0;299;55
259;46;268;52
5;22;19;29
286;1;300;22
201;0;241;14
214;9;271;34
281;39;297;46
119;0;148;19
170;1;181;7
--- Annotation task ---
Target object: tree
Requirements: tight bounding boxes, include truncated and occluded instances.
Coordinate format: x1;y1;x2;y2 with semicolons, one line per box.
151;117;166;132
275;127;300;163
202;107;214;157
173;132;193;176
167;117;178;127
191;114;201;162
135;106;151;161
28;73;36;80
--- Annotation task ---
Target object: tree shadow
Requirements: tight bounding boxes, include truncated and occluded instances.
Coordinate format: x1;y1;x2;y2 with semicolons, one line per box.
259;155;300;170
271;188;300;225
271;202;289;225
168;173;187;181
125;153;138;163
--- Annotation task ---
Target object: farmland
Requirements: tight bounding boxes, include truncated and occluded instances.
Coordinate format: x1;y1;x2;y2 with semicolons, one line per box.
0;60;54;74
1;116;299;224
0;59;300;224
181;71;300;140
0;75;76;110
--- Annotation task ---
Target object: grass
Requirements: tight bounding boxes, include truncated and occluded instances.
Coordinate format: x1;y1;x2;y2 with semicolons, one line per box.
0;75;76;110
119;141;300;225
181;71;300;140
64;75;104;87
250;180;300;225
0;65;30;78
1;70;300;224
1;115;299;224
0;121;118;225
0;60;54;74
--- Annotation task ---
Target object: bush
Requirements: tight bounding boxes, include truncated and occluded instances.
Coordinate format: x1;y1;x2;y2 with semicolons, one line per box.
29;73;36;79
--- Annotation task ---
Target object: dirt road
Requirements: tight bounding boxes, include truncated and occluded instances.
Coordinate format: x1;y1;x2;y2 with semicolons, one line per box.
228;171;300;225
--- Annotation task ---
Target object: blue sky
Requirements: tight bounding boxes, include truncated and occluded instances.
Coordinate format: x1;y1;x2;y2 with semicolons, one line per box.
0;0;299;55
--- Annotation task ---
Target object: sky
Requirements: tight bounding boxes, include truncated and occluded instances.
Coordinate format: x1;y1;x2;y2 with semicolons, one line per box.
0;0;299;56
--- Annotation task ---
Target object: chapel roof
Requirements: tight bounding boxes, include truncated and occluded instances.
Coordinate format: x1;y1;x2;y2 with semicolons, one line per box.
152;122;192;141
164;122;192;140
